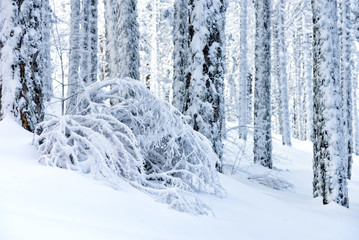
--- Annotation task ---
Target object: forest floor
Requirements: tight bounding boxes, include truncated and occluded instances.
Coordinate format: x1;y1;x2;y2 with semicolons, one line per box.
0;117;358;240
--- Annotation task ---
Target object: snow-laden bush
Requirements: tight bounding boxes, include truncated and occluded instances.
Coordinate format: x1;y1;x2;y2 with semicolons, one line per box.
35;114;143;188
35;78;225;214
109;79;224;195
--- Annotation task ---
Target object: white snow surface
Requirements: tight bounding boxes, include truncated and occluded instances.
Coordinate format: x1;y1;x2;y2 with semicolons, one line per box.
0;117;358;240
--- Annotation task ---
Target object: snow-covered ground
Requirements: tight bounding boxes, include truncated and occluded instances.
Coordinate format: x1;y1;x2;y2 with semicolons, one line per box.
0;117;358;240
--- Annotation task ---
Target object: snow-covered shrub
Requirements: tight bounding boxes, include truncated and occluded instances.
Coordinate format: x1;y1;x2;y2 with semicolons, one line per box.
108;78;225;214
108;78;224;196
35;78;225;215
248;174;294;191
35;114;143;187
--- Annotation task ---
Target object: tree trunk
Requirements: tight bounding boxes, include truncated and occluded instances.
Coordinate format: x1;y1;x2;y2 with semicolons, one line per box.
253;0;272;168
311;0;348;207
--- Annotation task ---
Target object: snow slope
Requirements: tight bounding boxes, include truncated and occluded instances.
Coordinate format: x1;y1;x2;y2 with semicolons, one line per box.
0;117;358;240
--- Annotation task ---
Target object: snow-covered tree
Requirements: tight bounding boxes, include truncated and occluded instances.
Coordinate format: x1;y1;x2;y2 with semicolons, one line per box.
271;6;281;135
253;0;272;168
302;0;313;141
41;0;53;101
0;14;3;119
353;0;359;41
104;0;117;79
271;0;291;146
88;0;98;84
247;0;256;127
80;0;90;84
353;50;359;156
104;0;140;80
278;0;291;146
352;0;359;157
172;0;189;113
312;0;348;207
80;0;98;85
186;0;227;171
66;0;81;114
116;0;140;80
0;0;46;131
290;9;306;141
238;0;248;140
339;0;353;179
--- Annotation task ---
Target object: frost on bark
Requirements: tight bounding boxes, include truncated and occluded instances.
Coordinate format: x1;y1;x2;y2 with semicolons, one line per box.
339;0;353;179
41;0;52;101
272;0;291;146
271;6;281;136
80;0;98;85
278;0;291;146
253;0;272;168
302;0;313;141
0;16;3;119
238;0;248;140
66;0;81;114
312;0;348;207
116;0;140;80
172;0;189;113
0;0;45;132
104;0;118;79
104;0;140;80
353;0;359;41
186;0;227;172
353;49;359;156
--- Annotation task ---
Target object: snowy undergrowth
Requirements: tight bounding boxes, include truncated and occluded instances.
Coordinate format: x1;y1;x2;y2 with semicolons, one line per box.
34;78;225;215
223;122;295;192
